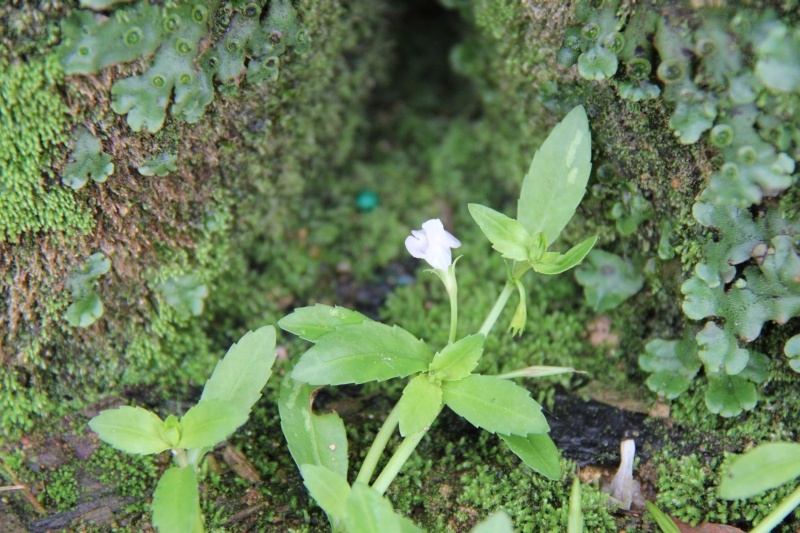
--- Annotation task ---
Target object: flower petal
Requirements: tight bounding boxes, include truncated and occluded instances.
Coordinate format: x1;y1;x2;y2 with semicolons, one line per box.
405;235;428;258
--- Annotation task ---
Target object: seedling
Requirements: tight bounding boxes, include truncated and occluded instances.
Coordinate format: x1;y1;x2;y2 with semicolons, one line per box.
89;326;277;532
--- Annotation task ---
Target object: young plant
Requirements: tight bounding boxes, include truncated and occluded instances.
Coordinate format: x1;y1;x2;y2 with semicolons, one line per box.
88;326;277;532
278;106;595;530
718;442;800;532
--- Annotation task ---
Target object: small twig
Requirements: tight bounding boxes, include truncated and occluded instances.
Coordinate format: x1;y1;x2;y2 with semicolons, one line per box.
0;458;47;514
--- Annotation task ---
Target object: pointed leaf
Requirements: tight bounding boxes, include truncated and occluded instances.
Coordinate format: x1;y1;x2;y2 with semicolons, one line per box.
200;326;277;413
89;406;170;455
178;400;249;449
278;373;348;478
531;235;597;275
397;375;443;437
495;366;581;379
718;442;800;499
499;433;561;480
152;466;202;533
429;334;484;381
645;502;681;533
300;464;351;521
470;511;515;533
279;304;367;341
292;321;433;385
468;203;533;261
517;106;592;245
442;375;549;436
344;483;422;533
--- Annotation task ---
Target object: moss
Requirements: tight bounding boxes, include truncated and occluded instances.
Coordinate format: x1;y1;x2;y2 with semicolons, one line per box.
655;452;800;531
0;52;93;242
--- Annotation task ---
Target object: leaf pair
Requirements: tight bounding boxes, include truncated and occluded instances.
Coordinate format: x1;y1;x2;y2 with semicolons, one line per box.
279;305;434;386
468;105;595;275
468;203;597;275
89;401;248;455
89;326;277;455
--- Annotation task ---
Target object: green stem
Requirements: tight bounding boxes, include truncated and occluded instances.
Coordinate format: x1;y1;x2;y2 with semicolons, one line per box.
355;403;402;485
478;282;515;336
173;448;190;469
371;429;428;496
750;484;800;533
448;283;458;344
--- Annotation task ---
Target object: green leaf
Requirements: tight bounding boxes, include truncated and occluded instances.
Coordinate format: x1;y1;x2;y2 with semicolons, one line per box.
495;366;581;379
645;501;681;533
62;127;114;190
470;511;515;533
575;250;644;312
695;322;749;375
568;478;583;533
705;374;758;417
157;274;208;317
396;375;443;437
88;406;171;455
200;326;277;414
517;105;592;245
531;235;597;275
718;442;800;500
177;400;249;450
151;466;203;533
299;464;351;521
278;373;348;478
784;334;800;372
291;321;433;385
429;334;484;381
499;433;561;480
278;304;367;341
442;375;549;436
639;335;701;399
468;203;533;261
65;291;104;328
344;483;422;533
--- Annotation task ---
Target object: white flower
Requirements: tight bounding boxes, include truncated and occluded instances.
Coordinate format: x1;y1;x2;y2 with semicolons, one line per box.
405;219;461;271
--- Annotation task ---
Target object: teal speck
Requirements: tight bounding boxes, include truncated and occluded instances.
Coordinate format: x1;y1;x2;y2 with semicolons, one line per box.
356;190;379;212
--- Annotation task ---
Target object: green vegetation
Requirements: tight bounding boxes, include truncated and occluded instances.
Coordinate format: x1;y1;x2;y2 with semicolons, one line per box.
0;53;93;242
2;0;800;532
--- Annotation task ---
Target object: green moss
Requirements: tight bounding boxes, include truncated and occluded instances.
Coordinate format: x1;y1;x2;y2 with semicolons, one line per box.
656;452;800;531
0;52;93;242
386;430;616;532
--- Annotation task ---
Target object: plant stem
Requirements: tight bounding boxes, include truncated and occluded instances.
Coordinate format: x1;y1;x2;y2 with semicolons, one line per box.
448;282;458;344
173;448;190;469
478;282;514;336
750;484;800;533
0;458;45;514
355;403;401;485
371;429;428;496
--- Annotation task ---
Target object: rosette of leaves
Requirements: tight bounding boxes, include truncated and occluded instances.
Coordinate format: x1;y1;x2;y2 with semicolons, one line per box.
89;326;277;532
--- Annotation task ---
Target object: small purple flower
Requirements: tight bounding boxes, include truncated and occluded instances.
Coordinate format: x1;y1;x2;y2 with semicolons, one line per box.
405;219;461;271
